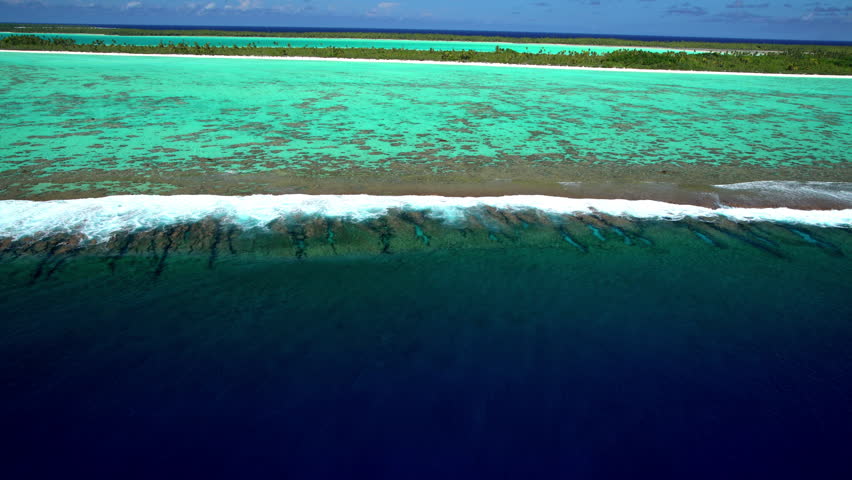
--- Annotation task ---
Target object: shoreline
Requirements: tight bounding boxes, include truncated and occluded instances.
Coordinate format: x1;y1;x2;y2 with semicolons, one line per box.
2;49;848;77
0;31;709;52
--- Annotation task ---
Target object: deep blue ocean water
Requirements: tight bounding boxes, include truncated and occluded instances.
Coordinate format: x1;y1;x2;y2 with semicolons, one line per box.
2;224;851;478
39;23;852;46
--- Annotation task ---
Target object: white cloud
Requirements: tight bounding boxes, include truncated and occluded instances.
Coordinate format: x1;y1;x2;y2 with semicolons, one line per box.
367;1;400;16
225;0;261;11
125;1;142;8
182;1;215;12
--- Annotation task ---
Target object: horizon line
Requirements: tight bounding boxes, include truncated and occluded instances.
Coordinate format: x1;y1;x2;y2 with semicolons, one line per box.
5;22;851;45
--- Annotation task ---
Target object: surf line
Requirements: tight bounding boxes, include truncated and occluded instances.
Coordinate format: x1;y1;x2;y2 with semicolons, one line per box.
1;194;851;242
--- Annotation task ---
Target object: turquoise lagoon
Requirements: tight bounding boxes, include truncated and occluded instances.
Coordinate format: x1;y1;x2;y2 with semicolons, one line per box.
0;31;705;54
1;51;849;199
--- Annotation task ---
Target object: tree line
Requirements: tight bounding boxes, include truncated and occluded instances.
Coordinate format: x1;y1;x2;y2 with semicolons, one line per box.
2;35;850;75
3;23;852;53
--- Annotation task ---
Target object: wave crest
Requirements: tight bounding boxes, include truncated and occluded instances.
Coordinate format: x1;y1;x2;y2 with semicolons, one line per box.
1;194;850;242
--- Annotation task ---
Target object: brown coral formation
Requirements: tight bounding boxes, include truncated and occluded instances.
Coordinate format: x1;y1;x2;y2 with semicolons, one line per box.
2;206;850;282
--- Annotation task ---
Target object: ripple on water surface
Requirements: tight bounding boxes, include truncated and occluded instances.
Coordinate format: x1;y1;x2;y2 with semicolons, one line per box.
2;214;851;477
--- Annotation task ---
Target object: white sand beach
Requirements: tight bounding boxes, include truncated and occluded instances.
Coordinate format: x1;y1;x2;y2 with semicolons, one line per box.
1;49;848;78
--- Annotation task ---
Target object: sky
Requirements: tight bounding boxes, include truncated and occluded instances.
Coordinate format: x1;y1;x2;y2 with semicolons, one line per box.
1;1;850;41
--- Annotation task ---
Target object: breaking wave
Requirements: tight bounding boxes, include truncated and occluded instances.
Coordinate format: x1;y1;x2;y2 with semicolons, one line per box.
713;181;852;205
1;194;850;242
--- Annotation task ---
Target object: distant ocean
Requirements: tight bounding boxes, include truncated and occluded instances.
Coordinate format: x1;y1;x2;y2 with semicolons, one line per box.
67;23;852;46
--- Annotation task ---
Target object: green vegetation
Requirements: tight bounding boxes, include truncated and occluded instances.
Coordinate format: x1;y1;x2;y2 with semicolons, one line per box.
0;34;77;48
2;34;851;75
4;23;852;53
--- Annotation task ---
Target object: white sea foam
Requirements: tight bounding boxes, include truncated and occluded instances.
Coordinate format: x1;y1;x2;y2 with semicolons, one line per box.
0;195;850;242
713;181;852;204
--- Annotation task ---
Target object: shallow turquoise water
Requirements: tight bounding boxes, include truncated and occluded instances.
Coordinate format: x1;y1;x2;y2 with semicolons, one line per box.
0;32;703;55
1;51;849;198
